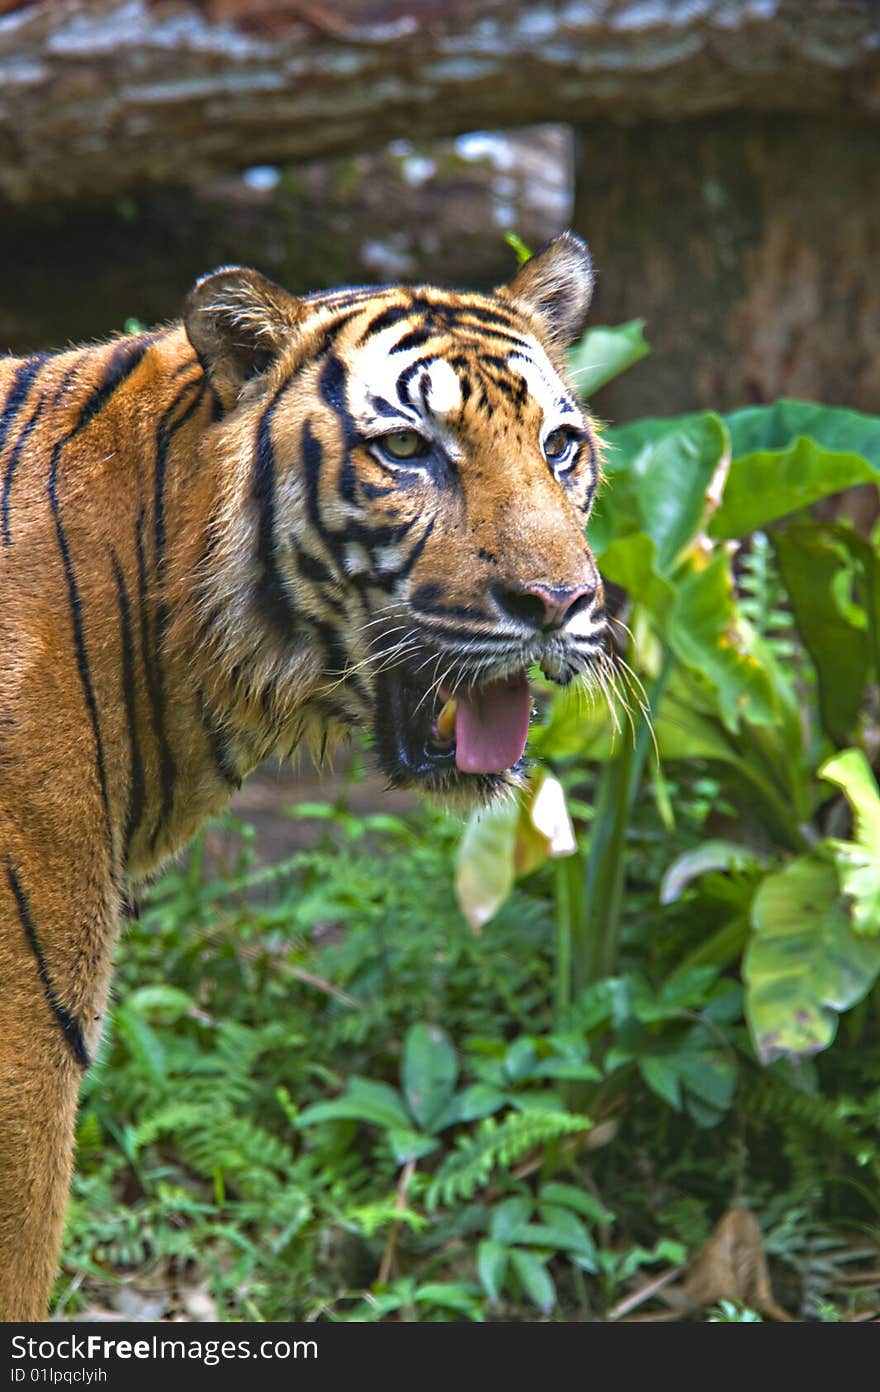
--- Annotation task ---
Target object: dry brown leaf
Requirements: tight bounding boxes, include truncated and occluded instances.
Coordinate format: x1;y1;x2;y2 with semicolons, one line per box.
683;1208;791;1321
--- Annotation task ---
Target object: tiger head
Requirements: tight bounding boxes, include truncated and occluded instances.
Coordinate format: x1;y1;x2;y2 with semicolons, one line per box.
183;233;606;807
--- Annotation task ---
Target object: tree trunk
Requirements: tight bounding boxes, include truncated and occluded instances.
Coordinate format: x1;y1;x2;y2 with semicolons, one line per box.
2;0;880;204
574;113;880;419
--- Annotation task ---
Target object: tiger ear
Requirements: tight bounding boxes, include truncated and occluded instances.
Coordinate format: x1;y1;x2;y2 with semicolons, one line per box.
183;266;303;407
499;232;595;346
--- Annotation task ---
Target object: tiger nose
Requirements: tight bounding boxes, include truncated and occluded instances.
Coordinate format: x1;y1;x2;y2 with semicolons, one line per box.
491;580;596;632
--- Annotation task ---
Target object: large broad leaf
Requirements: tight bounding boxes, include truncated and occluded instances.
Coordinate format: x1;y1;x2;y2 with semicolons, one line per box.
596;532;677;622
715;400;880;540
596;413;729;569
599;400;880;550
530;682;616;760
455;796;519;930
518;770;577;871
724;399;880;466
667;553;781;732
745;856;880;1062
773;526;870;745
835;528;880;675
711;437;877;541
567;319;650;397
455;773;577;928
653;688;743;765
821;749;880;851
402;1023;459;1135
820;749;880;936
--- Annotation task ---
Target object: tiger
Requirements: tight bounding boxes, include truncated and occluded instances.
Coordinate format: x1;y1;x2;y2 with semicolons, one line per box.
0;232;606;1319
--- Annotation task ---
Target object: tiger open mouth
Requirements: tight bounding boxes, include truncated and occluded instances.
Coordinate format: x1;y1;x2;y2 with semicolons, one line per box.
372;664;534;798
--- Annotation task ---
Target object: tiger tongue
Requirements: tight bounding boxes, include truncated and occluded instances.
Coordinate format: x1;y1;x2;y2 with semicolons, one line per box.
454;672;531;774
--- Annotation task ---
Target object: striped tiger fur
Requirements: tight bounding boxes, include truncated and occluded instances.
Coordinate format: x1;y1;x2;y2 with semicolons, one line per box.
0;233;606;1318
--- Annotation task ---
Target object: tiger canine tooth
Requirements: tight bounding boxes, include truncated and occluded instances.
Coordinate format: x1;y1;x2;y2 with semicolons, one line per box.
435;696;457;741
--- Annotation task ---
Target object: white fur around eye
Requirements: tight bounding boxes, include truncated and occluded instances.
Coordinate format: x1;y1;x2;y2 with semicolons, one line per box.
510;342;578;423
423;359;462;419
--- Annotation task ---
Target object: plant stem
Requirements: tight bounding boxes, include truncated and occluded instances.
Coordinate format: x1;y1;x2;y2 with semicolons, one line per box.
574;650;673;991
555;859;572;1018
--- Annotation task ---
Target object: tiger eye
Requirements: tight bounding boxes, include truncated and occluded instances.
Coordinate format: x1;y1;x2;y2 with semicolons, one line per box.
544;428;573;459
380;429;429;460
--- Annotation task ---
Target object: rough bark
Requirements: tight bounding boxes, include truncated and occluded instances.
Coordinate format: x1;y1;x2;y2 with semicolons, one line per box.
2;0;880;204
573;112;880;419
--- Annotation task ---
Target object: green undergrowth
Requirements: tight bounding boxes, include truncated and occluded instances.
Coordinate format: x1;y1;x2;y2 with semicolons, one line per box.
57;790;880;1321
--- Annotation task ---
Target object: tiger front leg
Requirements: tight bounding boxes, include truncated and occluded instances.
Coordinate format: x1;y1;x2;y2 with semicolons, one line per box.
0;863;117;1320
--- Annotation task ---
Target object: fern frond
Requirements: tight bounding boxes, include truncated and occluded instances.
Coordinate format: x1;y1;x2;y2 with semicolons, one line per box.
737;531;799;663
752;1072;876;1169
426;1110;591;1210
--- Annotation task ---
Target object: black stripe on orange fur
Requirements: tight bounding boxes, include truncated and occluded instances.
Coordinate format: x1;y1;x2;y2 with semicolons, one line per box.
0;354;46;455
5;862;90;1069
198;690;241;789
48;436;113;837
2;397;43;546
253;380;299;635
47;338;157;857
148;379;206;855
111;551;147;868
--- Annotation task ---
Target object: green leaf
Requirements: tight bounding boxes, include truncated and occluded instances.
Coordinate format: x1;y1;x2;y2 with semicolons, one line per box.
297;1078;411;1132
123;985;195;1023
821;750;880;935
455;795;519;929
527;1056;602;1083
504;231;533;266
724;399;880;470
667;554;781;731
639;1056;682;1109
114;1006;166;1083
711;415;879;541
834;528;880;674
386;1128;440;1164
745;855;880;1061
660;840;767;904
477;1239;509;1305
427;1112;592;1209
536;1204;599;1268
402;1022;459;1134
509;1248;556;1314
504;1037;539;1082
674;1035;736;1116
538;1182;615;1228
413;1282;483;1317
596;532;677;622
530;681;616;760
567;318;650;397
654;691;742;765
597;412;728;569
774;526;869;744
821;749;880;852
490;1196;533;1245
447;1084;508;1123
